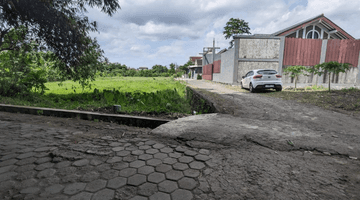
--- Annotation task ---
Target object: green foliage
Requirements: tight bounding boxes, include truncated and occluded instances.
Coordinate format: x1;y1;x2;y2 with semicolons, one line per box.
169;63;176;74
197;74;202;80
312;61;352;91
179;60;193;72
0;77;194;114
223;18;251;47
283;66;309;89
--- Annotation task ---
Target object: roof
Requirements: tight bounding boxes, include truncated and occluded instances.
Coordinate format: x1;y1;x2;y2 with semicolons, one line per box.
272;14;354;39
190;56;202;62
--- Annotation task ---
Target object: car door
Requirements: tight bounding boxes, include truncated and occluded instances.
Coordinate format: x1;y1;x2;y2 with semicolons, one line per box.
243;71;252;88
245;71;254;87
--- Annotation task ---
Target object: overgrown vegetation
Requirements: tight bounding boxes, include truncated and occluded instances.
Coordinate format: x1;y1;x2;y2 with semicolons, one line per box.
0;77;194;115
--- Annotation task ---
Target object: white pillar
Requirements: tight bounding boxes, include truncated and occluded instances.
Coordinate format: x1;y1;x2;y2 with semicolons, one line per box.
303;26;307;39
312;25;315;39
296;30;299;38
321;29;324;39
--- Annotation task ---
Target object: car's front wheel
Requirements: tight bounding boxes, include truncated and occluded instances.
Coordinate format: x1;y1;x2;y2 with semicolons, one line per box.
249;83;255;93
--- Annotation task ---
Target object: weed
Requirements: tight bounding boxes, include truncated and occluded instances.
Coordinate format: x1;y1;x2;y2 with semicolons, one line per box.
37;110;43;115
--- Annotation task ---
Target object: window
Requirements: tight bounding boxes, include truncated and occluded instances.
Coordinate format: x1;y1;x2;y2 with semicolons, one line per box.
257;70;277;75
306;30;320;39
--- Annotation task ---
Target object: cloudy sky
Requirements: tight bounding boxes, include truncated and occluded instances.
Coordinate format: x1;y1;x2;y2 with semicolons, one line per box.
87;0;360;69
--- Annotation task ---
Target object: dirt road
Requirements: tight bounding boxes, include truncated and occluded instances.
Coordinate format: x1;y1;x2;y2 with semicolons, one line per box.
152;79;360;199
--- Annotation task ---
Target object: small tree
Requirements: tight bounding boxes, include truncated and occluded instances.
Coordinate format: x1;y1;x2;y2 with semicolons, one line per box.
223;18;251;48
313;61;352;92
283;66;309;89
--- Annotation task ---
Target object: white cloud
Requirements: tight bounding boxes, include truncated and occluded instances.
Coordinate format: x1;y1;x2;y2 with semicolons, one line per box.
84;0;360;69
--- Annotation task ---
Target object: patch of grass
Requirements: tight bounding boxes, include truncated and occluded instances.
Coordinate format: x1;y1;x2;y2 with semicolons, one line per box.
0;77;193;115
261;86;360;114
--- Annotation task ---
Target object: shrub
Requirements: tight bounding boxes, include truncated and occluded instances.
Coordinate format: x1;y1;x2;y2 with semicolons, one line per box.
197;74;202;80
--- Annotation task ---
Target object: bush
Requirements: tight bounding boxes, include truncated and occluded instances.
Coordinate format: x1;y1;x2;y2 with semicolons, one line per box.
197;74;202;80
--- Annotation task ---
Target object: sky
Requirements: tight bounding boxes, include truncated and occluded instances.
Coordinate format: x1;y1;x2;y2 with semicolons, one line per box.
87;0;360;69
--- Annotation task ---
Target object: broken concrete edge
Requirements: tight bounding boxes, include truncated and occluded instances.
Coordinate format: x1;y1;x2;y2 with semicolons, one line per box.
0;103;171;129
185;86;219;114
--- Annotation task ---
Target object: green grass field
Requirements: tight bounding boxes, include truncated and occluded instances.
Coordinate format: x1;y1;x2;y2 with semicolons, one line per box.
0;77;192;114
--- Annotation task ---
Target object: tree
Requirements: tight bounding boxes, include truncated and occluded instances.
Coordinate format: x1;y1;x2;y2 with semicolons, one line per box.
312;61;352;92
283;66;309;89
169;63;176;74
0;0;121;87
223;18;251;48
152;64;168;74
179;60;193;73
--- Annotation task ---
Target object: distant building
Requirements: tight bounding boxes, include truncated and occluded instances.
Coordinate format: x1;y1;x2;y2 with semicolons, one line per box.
139;67;148;70
188;58;202;79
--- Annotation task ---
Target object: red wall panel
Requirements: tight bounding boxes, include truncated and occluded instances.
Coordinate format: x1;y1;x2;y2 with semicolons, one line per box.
283;38;322;66
213;60;221;73
326;39;360;67
202;64;213;80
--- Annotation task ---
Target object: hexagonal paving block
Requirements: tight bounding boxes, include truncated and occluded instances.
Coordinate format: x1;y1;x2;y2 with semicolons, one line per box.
138;154;153;161
92;188;115;200
72;159;89;167
117;150;131;157
163;157;177;165
112;162;129;170
130;196;147;200
183;169;200;178
165;170;184;181
137;182;158;197
107;177;127;189
147;159;162;166
45;184;64;194
178;177;197;190
145;140;157;145
172;163;189;171
148;172;165;183
139;145;151;150
153;153;168;160
184;150;197;156
106;157;122;164
175;146;186;153
160;147;173;153
101;169;119;180
155;164;172;173
69;192;93;200
123;155;138;163
168;152;182;159
145;149;159;155
171;189;193;200
85;179;107;192
128;174;146;186
63;182;86;195
129;160;145;168
199;149;210;155
125;146;138;151
189;161;205;170
119;168;137;177
131;150;144;155
194;154;211;161
138;166;154;175
152;143;165;149
149;192;171;200
178;156;194;164
158;180;178;193
112;147;125;152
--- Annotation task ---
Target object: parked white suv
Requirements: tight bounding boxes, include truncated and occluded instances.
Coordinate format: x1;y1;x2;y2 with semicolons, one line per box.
240;69;282;93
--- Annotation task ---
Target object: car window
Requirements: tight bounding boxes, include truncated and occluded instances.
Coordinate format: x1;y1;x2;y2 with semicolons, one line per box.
257;70;277;75
249;71;254;76
245;71;252;77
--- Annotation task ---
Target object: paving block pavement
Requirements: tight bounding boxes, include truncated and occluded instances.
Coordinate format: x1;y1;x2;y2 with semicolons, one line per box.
0;120;215;200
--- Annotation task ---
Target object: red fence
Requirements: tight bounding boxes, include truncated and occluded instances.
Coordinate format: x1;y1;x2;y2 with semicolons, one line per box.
326;39;360;67
202;64;213;80
283;38;322;66
213;60;221;73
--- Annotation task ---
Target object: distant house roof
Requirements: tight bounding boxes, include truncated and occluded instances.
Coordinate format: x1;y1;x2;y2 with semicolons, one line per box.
190;56;202;62
272;14;354;39
139;67;148;70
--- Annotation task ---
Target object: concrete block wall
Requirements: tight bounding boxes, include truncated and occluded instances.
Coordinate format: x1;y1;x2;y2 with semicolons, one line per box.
237;62;279;83
213;48;235;84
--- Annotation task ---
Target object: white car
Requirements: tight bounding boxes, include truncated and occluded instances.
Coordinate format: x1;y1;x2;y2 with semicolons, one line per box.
240;69;282;93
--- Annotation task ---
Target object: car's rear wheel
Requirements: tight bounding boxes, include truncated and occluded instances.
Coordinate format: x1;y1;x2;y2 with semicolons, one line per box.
249;83;255;93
